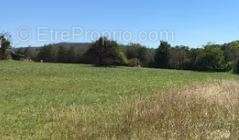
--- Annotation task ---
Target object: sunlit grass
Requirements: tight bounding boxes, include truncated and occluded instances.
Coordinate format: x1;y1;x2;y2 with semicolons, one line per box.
0;60;238;139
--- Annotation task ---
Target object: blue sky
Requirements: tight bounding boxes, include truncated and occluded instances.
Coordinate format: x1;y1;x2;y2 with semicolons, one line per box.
1;0;239;48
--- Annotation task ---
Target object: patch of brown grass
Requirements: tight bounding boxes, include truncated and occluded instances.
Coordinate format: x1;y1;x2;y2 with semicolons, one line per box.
115;80;239;139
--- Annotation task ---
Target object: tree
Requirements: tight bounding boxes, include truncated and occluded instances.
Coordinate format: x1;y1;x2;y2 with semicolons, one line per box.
37;45;56;62
84;37;127;66
57;46;68;63
232;59;239;74
187;48;201;70
0;34;11;60
154;41;171;68
194;45;229;71
24;46;38;60
66;47;76;63
223;41;239;62
125;43;154;67
222;41;239;70
168;46;191;69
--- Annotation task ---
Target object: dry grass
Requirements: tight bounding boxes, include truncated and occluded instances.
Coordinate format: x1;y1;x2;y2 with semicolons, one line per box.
32;80;239;140
117;80;239;139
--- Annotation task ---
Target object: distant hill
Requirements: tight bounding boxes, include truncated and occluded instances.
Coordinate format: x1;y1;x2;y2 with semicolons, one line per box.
14;42;92;51
12;42;92;61
51;42;92;48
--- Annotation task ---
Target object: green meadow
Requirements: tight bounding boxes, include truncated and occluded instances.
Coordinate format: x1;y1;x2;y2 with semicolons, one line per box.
0;61;238;139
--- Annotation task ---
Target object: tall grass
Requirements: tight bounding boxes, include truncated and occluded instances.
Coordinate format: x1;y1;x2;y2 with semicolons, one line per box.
115;80;239;139
33;80;239;139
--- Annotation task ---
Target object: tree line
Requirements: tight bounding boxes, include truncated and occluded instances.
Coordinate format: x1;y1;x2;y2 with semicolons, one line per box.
1;34;239;74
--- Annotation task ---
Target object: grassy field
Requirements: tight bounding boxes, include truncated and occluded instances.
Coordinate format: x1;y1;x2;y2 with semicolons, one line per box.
0;61;238;139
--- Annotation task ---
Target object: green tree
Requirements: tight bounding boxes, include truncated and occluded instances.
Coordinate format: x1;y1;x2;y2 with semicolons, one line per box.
223;41;239;62
154;41;171;68
233;59;239;74
195;45;229;71
24;46;38;60
66;47;76;63
37;45;56;62
168;46;191;69
125;43;154;67
57;46;68;62
84;37;127;66
0;34;11;60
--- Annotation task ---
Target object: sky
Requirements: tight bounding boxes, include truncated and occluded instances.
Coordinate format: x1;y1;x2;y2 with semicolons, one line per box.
1;0;239;48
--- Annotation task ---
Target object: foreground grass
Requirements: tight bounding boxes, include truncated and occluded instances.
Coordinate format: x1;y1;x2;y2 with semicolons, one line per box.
114;80;239;139
0;61;238;139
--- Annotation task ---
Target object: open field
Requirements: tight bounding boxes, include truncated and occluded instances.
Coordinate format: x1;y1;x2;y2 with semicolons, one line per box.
0;61;239;139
